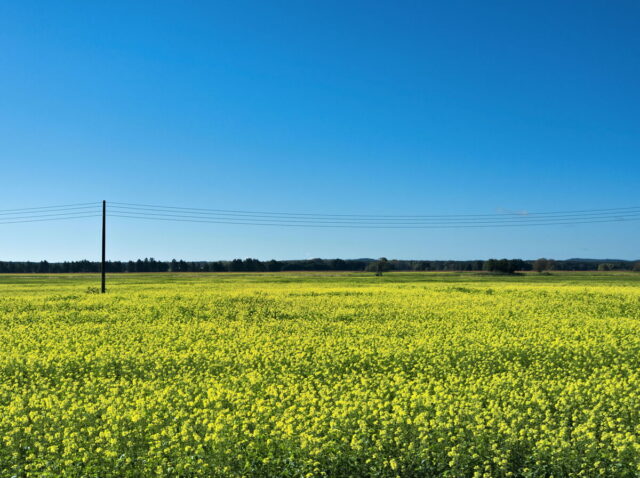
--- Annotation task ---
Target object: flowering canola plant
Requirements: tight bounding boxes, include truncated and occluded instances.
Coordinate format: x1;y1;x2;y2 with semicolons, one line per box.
0;272;639;476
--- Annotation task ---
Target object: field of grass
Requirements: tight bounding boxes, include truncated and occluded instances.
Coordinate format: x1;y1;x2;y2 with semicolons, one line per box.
1;271;639;476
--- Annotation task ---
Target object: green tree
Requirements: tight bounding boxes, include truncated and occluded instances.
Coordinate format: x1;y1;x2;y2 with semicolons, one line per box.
533;258;555;273
368;257;391;276
483;259;521;274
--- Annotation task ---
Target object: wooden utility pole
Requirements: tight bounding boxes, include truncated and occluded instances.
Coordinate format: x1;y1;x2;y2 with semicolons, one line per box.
101;200;106;293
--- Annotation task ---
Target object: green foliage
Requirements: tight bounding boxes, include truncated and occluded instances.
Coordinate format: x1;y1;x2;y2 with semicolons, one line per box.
366;257;393;275
533;258;556;273
0;272;639;476
1;258;639;274
482;258;525;274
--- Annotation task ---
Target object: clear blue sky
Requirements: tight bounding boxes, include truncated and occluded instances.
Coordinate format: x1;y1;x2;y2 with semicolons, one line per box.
1;1;638;261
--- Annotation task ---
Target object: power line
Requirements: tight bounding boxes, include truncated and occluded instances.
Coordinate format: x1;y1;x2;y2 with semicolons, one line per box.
108;212;640;229
108;202;640;227
0;214;101;225
109;210;640;225
0;202;100;214
0;210;103;221
0;202;102;225
110;200;640;219
0;205;100;217
108;205;640;225
1;200;639;228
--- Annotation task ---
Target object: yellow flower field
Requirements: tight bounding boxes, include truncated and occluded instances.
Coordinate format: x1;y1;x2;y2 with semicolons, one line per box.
0;272;639;476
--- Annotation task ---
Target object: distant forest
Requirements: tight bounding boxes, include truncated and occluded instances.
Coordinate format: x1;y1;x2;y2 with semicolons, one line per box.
1;258;639;273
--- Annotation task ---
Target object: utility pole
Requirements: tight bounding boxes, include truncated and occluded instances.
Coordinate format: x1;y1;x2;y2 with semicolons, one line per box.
101;200;106;293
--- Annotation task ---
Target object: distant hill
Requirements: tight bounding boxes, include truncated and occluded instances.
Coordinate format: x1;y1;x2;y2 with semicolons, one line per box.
565;258;629;263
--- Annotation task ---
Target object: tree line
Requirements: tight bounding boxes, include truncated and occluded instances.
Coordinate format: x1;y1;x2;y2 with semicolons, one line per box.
0;257;638;274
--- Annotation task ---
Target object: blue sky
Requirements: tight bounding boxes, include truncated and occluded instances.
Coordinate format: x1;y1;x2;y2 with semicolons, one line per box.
1;1;639;261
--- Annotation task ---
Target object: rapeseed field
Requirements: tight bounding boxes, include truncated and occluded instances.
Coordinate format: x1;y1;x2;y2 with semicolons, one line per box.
0;272;639;477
